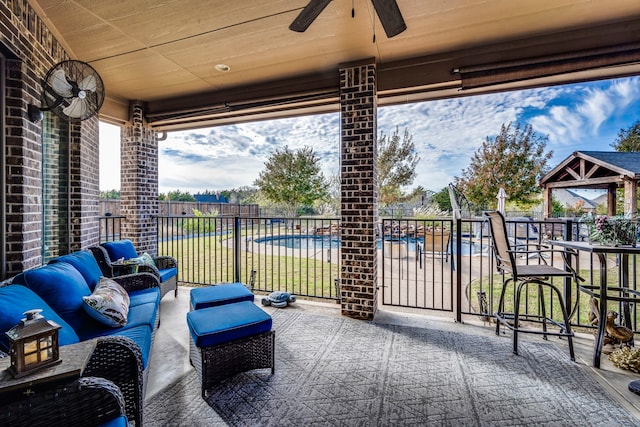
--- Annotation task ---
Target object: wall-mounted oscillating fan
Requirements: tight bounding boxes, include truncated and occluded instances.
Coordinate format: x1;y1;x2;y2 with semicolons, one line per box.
35;60;105;121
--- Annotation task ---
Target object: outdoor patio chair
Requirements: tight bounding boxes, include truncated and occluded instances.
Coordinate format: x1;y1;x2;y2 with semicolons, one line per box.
484;210;582;360
416;229;451;263
90;240;178;299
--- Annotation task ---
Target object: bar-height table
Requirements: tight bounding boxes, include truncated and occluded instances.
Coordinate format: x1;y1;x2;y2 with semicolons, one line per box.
550;240;640;368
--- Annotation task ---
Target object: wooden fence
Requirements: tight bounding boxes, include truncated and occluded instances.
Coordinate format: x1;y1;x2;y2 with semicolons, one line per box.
99;200;259;217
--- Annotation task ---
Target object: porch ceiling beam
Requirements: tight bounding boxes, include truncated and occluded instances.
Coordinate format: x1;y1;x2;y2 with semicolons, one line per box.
131;16;640;130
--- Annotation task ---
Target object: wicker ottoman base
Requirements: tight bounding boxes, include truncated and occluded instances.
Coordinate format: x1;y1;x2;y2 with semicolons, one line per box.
189;330;275;397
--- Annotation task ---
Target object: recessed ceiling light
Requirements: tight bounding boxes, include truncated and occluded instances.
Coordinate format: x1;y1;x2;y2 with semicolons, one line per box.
215;63;231;72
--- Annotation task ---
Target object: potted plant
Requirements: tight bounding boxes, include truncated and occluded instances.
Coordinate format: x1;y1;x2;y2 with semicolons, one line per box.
581;214;638;246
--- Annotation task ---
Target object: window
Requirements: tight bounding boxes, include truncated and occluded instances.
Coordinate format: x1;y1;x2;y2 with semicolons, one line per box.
42;113;70;261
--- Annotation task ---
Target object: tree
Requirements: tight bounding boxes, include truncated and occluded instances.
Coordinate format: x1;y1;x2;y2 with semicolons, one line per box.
377;127;420;207
220;186;259;204
455;122;552;208
611;119;640;151
321;171;341;215
551;197;565;217
160;189;195;201
432;187;452;212
254;146;327;217
100;189;120;199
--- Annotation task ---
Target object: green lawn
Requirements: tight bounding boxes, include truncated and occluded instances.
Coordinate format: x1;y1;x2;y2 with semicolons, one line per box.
468;266;640;330
159;227;340;299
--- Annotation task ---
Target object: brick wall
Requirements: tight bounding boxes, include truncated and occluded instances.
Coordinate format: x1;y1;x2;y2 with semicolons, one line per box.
1;0;100;277
339;60;378;320
121;102;159;256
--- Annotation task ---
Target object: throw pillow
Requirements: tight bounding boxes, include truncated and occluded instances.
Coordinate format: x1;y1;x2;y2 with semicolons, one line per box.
82;277;130;327
130;252;156;267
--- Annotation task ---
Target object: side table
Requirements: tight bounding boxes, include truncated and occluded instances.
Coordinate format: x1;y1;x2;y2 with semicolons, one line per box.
0;339;96;401
111;259;139;276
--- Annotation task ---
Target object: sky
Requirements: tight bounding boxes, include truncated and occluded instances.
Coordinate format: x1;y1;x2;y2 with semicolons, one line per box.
100;76;640;197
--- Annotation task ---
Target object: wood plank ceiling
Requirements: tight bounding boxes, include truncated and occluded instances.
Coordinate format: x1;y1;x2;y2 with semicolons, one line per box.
30;0;640;130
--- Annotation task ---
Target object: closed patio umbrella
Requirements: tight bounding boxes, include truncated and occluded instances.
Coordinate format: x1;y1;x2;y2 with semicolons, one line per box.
497;187;508;214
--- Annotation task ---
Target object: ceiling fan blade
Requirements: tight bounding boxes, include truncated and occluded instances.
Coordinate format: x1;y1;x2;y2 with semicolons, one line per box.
289;0;332;32
370;0;406;38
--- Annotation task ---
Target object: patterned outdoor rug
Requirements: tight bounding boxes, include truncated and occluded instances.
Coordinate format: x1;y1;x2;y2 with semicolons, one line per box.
145;309;638;426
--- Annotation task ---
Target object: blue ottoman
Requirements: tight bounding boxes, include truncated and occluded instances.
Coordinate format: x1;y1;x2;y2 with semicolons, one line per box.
187;301;275;397
190;283;254;310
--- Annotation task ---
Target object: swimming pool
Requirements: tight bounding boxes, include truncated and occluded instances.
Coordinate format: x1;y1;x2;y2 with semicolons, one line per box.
254;235;486;255
255;235;340;249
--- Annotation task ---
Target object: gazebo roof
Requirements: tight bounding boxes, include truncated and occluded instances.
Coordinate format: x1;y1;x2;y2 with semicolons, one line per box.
540;151;640;190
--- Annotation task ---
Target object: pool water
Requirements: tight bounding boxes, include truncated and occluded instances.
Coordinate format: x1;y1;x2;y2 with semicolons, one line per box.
255;235;485;255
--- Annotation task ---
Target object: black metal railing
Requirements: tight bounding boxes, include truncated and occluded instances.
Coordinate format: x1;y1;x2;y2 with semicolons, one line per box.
457;216;640;334
379;218;455;312
98;214;640;333
155;216;340;300
98;215;124;242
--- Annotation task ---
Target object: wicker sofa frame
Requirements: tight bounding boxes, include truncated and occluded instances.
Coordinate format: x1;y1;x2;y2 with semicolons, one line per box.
0;271;158;426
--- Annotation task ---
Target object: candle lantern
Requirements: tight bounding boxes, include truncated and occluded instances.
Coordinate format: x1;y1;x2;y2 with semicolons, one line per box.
6;309;62;378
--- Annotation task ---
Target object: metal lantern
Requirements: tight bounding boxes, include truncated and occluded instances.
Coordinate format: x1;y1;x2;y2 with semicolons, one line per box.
6;309;62;378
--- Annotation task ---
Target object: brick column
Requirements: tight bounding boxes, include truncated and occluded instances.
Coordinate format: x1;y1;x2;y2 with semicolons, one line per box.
121;102;159;255
339;59;378;320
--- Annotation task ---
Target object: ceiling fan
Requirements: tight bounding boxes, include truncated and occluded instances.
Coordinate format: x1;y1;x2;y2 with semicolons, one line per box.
289;0;407;38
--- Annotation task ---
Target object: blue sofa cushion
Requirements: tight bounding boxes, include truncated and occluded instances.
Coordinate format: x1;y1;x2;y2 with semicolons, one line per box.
128;287;161;307
102;240;138;261
14;263;93;332
0;285;79;352
187;301;272;348
159;267;177;283
190;283;254;309
99;415;129;427
49;251;103;291
76;301;158;342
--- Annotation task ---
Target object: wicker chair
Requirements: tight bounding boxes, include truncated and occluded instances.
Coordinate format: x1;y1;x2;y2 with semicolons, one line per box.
90;241;178;299
484;210;582;360
0;376;129;427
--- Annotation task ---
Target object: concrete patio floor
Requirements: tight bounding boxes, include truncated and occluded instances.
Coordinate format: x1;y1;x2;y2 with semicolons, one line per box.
146;286;640;421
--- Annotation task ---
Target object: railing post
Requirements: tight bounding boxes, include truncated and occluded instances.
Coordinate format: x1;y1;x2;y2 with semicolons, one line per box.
455;218;462;323
234;216;241;283
565;219;574;242
563;218;575;322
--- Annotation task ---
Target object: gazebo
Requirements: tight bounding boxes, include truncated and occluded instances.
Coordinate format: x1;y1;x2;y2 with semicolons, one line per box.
540;151;640;218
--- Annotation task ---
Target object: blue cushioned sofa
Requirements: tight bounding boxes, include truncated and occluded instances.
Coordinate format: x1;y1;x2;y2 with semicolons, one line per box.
90;240;178;299
0;250;161;426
